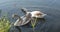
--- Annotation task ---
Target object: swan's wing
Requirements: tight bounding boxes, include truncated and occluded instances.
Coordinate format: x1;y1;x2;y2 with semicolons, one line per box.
14;16;23;26
14;19;19;25
21;18;31;25
14;19;22;26
21;13;32;25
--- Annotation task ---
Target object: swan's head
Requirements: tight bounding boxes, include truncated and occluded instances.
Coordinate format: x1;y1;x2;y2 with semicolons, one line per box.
30;11;47;18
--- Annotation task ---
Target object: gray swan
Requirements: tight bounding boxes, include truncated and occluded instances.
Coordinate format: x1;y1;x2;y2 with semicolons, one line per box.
12;13;32;26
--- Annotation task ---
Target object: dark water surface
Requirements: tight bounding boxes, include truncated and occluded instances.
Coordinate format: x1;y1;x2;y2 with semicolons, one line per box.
0;0;60;32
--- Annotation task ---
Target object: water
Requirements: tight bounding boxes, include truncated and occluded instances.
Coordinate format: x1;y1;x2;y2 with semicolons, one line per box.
0;0;60;32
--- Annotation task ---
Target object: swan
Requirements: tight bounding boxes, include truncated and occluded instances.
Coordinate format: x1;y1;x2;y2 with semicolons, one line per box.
21;8;47;18
12;13;32;26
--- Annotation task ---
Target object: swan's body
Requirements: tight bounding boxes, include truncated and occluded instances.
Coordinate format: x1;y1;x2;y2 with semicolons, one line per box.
31;11;46;18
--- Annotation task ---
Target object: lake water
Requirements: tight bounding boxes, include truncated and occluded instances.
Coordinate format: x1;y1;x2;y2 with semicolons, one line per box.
0;0;60;32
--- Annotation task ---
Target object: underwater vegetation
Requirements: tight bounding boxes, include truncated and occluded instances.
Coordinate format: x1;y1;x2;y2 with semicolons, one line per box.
0;16;11;32
31;18;38;32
